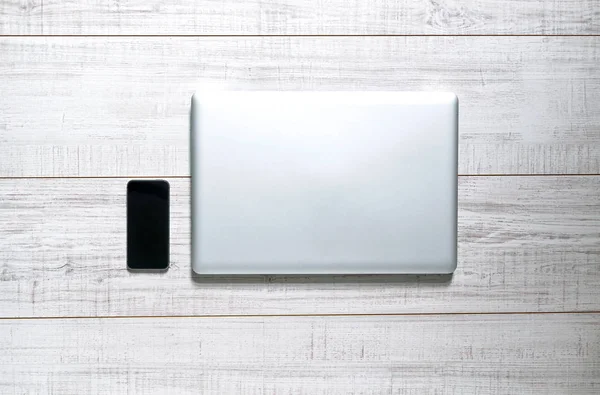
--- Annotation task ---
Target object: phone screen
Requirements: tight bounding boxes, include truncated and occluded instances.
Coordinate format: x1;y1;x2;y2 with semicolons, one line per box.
127;180;170;270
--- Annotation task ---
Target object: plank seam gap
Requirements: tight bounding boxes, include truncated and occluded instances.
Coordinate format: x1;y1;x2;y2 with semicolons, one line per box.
1;174;599;180
2;311;600;321
1;34;600;38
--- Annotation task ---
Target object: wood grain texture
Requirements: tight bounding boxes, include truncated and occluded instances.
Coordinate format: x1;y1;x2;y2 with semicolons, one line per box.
1;0;599;35
1;314;599;394
1;176;598;317
1;37;599;177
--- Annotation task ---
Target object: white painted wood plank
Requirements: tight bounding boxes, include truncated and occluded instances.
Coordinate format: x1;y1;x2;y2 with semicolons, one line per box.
1;37;599;176
1;176;598;317
1;0;599;35
1;314;599;394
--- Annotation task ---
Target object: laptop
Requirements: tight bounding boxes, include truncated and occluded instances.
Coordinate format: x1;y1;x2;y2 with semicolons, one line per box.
191;91;458;274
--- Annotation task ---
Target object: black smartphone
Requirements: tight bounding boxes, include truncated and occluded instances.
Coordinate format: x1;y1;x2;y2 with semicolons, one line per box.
127;180;170;270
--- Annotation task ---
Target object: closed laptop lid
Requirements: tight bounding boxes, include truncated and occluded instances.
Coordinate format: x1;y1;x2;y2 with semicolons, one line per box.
191;91;458;274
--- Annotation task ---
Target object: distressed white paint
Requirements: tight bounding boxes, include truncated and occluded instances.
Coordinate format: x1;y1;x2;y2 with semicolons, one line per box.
1;3;599;391
1;176;598;317
1;314;599;393
1;37;599;176
1;0;599;35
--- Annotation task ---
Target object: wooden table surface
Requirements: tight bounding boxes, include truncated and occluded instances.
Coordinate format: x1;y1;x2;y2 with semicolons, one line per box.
1;1;599;393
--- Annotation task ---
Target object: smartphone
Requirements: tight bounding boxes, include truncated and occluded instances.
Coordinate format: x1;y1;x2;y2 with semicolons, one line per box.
127;180;170;270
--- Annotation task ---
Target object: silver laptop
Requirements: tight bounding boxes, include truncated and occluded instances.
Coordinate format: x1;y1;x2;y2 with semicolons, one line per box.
191;91;458;274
